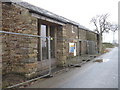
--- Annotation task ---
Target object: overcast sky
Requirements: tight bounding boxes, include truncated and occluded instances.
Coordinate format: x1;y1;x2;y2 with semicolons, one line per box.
22;0;119;43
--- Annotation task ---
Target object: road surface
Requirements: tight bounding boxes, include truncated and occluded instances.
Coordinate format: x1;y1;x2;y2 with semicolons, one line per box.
28;47;118;88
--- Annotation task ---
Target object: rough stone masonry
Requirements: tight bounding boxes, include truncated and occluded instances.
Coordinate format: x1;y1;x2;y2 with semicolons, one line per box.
0;1;101;88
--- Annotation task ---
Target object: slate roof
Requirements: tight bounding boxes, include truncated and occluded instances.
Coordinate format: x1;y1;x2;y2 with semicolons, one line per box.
1;0;97;34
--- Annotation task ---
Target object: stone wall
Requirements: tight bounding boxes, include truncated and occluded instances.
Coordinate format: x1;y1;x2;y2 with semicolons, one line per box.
64;24;79;57
1;2;101;88
56;23;99;66
79;29;87;40
65;24;78;39
56;24;80;66
56;25;67;67
0;2;2;64
2;2;38;77
78;29;87;55
1;2;99;77
86;31;97;42
0;2;2;87
1;2;65;78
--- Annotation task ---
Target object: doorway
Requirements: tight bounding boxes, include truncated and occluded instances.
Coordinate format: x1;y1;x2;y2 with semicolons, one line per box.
37;24;56;61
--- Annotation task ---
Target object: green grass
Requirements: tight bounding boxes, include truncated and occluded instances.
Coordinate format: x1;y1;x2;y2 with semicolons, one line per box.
101;43;114;54
102;43;114;48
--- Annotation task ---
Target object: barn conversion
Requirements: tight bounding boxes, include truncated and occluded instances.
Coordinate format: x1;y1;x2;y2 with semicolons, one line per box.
0;0;101;87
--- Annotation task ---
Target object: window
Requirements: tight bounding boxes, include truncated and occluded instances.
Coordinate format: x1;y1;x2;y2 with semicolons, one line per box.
38;24;48;61
41;25;48;60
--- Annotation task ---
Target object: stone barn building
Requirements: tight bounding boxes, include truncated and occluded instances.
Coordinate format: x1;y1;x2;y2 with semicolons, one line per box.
0;0;101;87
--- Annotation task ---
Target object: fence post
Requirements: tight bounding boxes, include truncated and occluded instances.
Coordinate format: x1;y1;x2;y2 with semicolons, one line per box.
48;36;51;74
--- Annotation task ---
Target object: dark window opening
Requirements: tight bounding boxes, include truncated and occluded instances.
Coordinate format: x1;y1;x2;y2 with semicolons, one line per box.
50;26;55;58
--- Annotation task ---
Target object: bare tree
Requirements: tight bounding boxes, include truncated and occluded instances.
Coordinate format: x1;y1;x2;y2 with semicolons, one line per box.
90;13;111;36
90;13;118;53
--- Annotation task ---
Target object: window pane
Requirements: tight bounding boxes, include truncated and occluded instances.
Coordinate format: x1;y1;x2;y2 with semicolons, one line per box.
50;26;55;58
41;25;48;60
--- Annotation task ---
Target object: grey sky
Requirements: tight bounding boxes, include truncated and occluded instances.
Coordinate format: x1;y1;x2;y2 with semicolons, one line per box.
22;0;118;43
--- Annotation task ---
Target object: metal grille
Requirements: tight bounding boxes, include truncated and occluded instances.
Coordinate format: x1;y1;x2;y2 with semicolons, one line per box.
87;41;97;55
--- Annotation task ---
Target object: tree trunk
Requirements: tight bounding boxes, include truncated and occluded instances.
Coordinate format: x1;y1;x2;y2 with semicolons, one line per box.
98;34;102;54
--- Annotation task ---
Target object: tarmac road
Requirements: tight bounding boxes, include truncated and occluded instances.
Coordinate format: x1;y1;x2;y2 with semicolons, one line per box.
28;47;118;88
